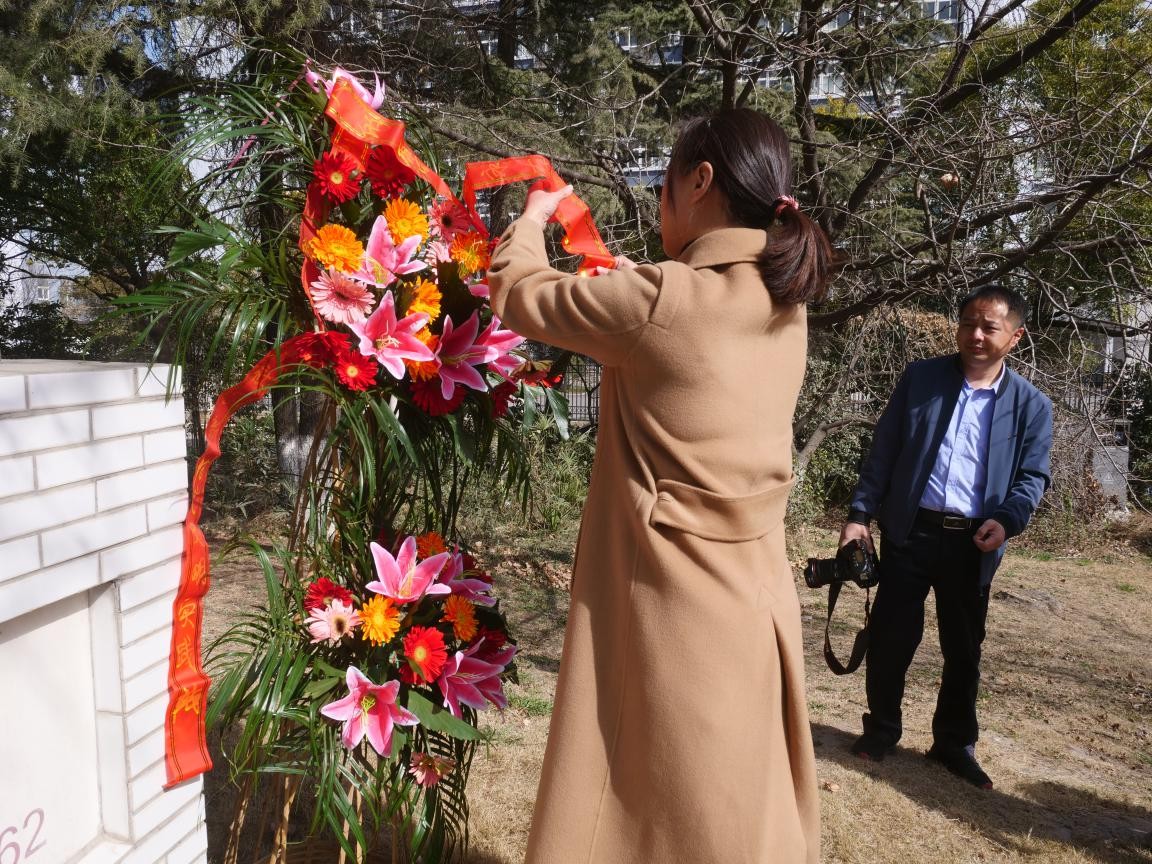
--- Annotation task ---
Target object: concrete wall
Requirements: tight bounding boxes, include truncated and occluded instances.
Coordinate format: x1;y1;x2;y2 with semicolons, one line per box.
0;360;206;864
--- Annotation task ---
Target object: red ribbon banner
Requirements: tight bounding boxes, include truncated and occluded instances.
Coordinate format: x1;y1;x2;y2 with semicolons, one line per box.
164;338;306;787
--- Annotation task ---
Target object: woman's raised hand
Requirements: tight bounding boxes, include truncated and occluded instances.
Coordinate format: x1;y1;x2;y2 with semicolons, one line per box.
592;255;639;275
522;184;574;227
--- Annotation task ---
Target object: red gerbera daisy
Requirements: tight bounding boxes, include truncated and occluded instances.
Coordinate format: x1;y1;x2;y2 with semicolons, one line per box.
320;330;352;355
333;346;379;392
304;577;355;612
294;332;331;368
490;380;518;418
313;150;361;204
410;378;466;416
366;147;416;199
402;626;448;683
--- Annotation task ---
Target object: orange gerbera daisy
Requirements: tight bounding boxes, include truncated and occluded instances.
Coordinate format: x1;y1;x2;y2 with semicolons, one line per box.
404;329;441;382
449;231;490;276
307;224;365;273
415;531;448;558
405;277;442;322
402;626;448;683
441;595;478;642
360;595;402;646
384;199;430;245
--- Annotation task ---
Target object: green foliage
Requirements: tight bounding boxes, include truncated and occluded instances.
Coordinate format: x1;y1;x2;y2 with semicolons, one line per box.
207;405;282;519
791;425;870;524
0;298;87;358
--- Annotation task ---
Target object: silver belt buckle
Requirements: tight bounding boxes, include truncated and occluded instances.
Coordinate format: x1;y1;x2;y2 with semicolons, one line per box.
942;514;970;530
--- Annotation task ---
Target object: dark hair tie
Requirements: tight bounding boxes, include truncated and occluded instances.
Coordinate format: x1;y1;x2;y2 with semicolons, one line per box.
773;195;799;219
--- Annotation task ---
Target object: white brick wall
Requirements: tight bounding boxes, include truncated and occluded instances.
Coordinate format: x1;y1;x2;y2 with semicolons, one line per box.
0;360;206;864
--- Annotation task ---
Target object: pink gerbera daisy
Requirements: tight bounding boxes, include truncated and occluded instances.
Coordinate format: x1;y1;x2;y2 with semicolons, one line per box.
305;599;362;645
428;199;471;242
311;270;376;325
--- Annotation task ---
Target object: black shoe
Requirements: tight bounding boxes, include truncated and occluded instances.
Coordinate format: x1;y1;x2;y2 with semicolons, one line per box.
926;743;993;789
851;733;893;762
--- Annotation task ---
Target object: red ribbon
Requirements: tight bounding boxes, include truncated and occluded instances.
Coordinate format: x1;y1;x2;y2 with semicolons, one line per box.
166;75;615;786
164;338;307;787
462;156;615;271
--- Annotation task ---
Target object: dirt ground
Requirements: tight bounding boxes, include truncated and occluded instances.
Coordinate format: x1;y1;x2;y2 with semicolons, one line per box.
202;518;1152;864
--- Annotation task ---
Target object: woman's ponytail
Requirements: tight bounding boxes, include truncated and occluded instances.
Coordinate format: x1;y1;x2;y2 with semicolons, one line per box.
756;200;834;305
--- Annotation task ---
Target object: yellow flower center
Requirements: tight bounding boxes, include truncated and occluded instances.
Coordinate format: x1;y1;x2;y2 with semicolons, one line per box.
413;645;428;663
399;565;415;596
330;171;345;185
360;694;376;714
375;336;399;351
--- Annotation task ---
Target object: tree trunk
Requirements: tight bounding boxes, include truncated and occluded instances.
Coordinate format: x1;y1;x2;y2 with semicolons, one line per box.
271;387;327;502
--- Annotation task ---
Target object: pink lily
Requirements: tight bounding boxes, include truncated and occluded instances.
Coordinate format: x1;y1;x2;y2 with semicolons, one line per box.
436;549;496;607
437;642;517;718
467;281;490;299
320;666;418;756
354;216;427;289
475;316;525;361
366;536;452;603
306;67;386;110
435;311;491;398
348;293;434;379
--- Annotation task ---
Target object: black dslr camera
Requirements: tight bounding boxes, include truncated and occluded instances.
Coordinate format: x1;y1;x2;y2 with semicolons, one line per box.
804;539;880;590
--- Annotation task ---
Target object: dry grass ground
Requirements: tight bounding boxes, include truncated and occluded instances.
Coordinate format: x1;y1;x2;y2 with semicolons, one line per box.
202;516;1152;863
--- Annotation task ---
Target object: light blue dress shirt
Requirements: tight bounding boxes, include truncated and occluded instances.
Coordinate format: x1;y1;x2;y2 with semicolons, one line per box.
918;366;1005;517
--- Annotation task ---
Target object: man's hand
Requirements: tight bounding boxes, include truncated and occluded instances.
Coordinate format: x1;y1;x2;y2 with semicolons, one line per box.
839;521;874;553
973;519;1006;552
522;184;574;227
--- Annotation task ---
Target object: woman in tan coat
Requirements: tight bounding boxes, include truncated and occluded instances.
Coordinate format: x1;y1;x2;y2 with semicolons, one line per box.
487;109;833;864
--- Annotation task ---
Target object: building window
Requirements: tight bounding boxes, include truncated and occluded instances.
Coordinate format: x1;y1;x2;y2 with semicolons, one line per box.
922;0;958;21
614;27;638;52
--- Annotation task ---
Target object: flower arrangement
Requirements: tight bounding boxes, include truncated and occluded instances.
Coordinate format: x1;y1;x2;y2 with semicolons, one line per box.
140;56;609;863
162;67;550;863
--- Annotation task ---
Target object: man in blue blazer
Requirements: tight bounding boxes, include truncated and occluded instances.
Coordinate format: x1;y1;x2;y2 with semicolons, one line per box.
840;285;1053;789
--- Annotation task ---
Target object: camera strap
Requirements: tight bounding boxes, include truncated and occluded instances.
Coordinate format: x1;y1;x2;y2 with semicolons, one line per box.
823;581;871;675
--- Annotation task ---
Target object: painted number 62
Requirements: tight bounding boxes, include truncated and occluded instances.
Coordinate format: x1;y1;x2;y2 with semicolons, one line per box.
0;809;46;864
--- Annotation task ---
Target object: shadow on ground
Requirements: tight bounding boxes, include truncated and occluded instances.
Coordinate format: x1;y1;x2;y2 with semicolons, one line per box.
813;722;1152;864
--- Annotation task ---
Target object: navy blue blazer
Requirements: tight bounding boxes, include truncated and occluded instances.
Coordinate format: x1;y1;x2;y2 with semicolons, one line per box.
848;354;1053;585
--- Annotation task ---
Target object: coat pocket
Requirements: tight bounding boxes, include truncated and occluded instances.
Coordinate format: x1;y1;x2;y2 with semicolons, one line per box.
648;477;795;542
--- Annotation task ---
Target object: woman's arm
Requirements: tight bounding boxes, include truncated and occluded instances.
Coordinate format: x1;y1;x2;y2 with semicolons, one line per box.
487;217;666;366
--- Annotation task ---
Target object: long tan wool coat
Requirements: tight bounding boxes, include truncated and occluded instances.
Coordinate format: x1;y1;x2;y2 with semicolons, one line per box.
488;219;819;864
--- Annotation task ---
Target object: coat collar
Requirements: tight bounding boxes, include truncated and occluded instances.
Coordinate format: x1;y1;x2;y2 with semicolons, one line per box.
677;227;771;269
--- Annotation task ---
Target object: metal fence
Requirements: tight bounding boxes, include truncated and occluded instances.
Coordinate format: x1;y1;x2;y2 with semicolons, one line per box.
558;354;602;427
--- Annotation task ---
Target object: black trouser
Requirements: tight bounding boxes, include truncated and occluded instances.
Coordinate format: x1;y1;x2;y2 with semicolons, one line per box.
862;513;991;750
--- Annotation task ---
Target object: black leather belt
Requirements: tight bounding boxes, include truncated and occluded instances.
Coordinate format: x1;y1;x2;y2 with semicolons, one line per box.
916;508;981;530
